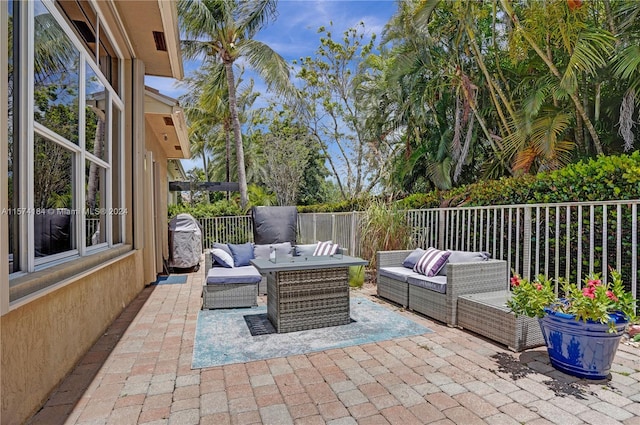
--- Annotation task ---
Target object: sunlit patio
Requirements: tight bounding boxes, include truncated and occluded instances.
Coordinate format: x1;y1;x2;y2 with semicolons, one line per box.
28;256;640;425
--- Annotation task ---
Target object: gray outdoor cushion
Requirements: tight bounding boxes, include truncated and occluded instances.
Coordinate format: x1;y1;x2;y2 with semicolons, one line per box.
379;266;418;283
402;248;425;268
228;242;255;267
437;250;491;276
206;265;262;285
254;242;293;260
252;206;298;244
295;243;317;257
407;275;447;294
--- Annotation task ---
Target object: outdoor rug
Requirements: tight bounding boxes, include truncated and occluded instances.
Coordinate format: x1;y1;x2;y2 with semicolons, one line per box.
192;297;432;368
152;275;188;285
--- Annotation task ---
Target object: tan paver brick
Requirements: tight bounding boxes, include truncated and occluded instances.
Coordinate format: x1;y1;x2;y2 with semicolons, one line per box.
288;402;320;419
578;408;632;425
370;394;401;410
356;414;391;425
407;402;447;423
347;402;379;419
527;399;584;425
317;400;350;421
379;405;422;425
453;392;501;418
137;407;170;423
425;392;459;411
294;414;327;425
442;406;486;425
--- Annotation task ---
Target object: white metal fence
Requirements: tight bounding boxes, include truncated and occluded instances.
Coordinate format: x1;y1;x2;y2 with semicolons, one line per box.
197;200;640;299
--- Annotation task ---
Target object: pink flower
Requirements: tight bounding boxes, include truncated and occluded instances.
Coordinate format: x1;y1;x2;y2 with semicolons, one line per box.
587;279;601;288
510;275;521;287
582;287;596;299
535;284;542;291
606;291;618;301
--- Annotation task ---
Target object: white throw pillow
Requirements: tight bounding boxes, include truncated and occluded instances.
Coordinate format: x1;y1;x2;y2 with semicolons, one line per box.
211;248;234;268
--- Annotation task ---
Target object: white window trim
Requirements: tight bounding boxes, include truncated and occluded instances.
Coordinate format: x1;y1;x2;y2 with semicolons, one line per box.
1;0;9;315
14;0;126;275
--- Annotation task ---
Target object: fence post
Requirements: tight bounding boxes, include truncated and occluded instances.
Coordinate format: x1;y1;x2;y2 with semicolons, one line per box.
437;209;446;250
350;211;357;256
523;206;532;280
331;214;336;242
313;213;317;242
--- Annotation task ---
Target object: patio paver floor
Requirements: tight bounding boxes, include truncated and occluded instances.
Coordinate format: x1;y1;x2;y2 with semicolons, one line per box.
27;259;640;425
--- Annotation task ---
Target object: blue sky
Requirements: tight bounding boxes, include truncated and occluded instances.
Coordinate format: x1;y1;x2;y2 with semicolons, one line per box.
146;0;398;171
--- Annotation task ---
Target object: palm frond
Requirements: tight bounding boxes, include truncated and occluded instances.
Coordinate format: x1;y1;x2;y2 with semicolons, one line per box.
560;29;614;92
612;45;640;93
237;0;278;38
237;39;293;98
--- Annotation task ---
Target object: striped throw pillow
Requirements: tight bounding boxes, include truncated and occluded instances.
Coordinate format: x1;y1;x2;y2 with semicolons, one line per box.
413;248;451;277
313;240;338;256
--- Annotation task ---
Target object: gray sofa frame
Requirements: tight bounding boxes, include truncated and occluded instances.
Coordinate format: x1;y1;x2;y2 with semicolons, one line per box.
376;250;508;326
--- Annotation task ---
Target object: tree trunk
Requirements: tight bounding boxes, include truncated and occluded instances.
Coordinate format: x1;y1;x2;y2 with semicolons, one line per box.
224;60;249;209
225;120;232;202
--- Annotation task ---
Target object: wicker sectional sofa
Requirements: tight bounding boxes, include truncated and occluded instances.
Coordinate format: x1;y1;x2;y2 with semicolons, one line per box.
376;249;508;326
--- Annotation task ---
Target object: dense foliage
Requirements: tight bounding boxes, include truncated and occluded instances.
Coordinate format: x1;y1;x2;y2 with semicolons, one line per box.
298;153;640;213
176;0;640;208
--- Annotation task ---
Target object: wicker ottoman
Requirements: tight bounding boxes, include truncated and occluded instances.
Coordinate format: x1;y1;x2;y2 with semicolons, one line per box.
457;291;545;351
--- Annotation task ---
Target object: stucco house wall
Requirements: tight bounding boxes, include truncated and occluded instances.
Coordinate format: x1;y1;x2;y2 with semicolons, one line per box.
0;1;187;423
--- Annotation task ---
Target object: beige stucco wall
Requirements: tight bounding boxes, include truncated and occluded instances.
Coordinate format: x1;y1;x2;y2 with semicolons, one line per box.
1;250;145;425
144;124;170;276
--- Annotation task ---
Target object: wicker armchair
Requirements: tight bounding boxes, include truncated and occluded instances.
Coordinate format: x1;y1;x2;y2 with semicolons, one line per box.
376;250;508;326
202;252;261;309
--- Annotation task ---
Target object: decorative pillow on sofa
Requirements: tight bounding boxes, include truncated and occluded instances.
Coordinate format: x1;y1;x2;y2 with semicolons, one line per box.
413;247;451;277
254;242;293;259
437;250;490;276
211;248;234;268
213;242;232;256
227;242;255;267
313;240;338;256
402;248;426;269
295;244;317;257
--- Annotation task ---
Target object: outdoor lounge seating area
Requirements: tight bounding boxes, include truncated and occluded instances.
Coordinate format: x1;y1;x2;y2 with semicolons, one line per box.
376;248;546;352
376;249;508;325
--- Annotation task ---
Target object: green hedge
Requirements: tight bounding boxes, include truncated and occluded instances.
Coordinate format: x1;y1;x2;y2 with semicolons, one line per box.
399;152;640;209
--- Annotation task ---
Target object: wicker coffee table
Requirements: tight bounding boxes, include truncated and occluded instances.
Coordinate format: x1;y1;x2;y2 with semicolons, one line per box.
251;255;368;333
457;290;545;351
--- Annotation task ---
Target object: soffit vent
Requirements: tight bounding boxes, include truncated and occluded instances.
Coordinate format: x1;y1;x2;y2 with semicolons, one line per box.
163;116;174;126
174;145;182;151
153;31;167;51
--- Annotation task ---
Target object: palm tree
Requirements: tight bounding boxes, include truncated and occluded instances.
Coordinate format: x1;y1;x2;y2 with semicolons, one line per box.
178;0;292;210
611;0;640;151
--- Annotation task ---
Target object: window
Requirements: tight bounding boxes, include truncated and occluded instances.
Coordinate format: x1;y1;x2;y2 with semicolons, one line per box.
7;0;15;273
8;0;125;297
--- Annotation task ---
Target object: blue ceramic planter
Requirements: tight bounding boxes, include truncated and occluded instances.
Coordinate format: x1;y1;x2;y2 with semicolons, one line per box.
538;308;626;380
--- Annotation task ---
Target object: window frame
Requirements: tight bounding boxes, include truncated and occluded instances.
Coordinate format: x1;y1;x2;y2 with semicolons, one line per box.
9;0;125;280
